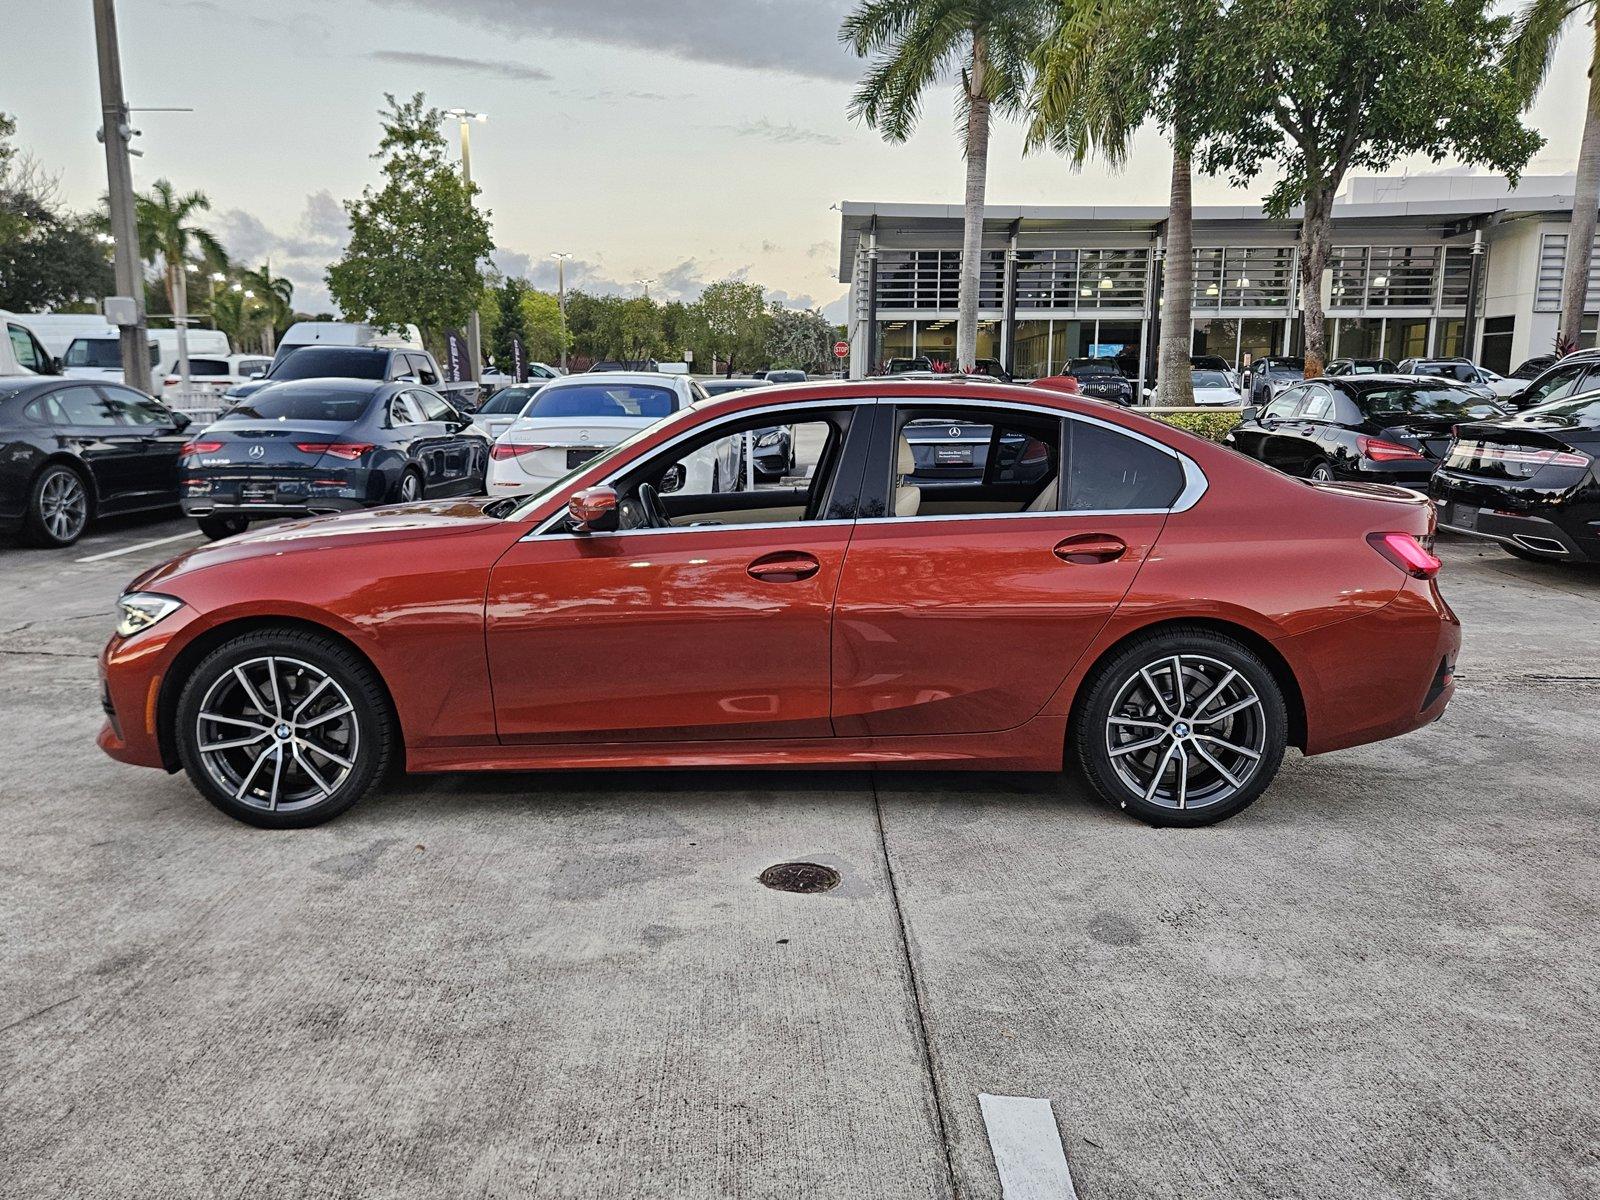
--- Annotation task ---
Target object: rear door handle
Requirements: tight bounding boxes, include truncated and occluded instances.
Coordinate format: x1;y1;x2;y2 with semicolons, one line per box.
1053;534;1127;564
747;551;820;582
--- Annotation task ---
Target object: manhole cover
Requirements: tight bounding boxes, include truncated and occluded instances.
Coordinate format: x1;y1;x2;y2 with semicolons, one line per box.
759;862;840;894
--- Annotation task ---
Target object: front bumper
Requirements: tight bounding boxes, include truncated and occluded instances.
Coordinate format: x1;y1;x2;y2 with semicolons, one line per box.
97;606;203;771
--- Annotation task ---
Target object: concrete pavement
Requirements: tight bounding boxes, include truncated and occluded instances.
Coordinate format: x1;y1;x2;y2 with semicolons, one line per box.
1;514;1596;1198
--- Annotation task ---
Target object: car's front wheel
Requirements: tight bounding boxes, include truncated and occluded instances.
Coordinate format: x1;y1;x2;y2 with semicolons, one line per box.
174;628;395;828
1073;628;1288;827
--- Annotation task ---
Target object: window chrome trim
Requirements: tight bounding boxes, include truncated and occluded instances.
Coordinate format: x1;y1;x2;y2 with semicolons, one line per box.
520;392;1210;539
537;518;859;542
525;396;876;539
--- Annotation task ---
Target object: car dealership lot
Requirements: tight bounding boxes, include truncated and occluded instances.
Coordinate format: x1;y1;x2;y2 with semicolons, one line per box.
1;521;1597;1198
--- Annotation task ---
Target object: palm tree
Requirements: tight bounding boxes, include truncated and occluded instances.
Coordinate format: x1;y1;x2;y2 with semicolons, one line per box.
134;179;227;315
240;262;294;348
1509;0;1600;349
842;0;1047;371
1029;0;1212;405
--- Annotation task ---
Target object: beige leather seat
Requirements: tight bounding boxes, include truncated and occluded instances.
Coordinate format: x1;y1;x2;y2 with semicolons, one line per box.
894;435;921;517
1025;477;1058;512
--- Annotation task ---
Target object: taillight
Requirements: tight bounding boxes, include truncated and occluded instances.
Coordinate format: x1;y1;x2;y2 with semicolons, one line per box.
295;442;374;460
182;440;223;455
1356;435;1426;462
491;442;551;460
1367;532;1441;579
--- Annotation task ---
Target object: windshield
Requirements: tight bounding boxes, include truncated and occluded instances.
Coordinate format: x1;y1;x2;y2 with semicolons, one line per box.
221;387;376;423
1413;362;1477;382
525;383;677;419
66;338;157;368
1519;392;1600;424
1356;383;1481;418
1069;361;1119;376
269;347;387;381
1192;371;1233;388
479;386;539;415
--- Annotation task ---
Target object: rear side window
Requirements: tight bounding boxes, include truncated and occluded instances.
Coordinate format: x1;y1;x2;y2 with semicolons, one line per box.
1066;420;1184;511
1301;388;1335;421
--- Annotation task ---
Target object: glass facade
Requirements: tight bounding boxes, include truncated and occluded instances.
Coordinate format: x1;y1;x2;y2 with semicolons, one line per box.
1192;247;1293;309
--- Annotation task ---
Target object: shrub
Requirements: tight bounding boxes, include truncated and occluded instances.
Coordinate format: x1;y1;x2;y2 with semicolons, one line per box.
1147;409;1241;442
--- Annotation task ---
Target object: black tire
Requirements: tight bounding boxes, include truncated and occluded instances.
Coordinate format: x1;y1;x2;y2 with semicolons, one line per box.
174;628;396;829
23;463;91;548
198;515;250;541
1072;627;1288;827
396;469;424;503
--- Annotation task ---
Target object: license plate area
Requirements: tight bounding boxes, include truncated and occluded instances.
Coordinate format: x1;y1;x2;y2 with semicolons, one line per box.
934;446;971;465
240;482;277;504
1447;502;1479;530
566;447;600;469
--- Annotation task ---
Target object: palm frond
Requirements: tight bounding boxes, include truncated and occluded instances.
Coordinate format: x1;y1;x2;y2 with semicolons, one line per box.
1506;0;1588;105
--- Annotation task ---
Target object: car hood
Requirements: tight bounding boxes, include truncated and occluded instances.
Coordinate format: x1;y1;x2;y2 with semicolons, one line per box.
129;498;513;592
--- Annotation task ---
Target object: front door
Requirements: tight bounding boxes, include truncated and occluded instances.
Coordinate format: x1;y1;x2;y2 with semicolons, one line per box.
831;403;1179;737
485;402;868;744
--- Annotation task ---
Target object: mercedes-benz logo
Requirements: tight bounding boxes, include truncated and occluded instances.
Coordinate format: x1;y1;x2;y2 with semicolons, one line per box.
248;444;265;459
578;430;591;442
947;426;961;437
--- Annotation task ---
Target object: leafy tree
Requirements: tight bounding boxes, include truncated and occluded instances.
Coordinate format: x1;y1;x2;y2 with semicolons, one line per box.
0;196;114;311
327;93;494;342
486;276;527;370
1031;0;1224;402
1194;0;1542;376
520;288;568;363
842;0;1048;370
1508;0;1600;347
134;178;227;317
695;279;768;374
764;304;837;372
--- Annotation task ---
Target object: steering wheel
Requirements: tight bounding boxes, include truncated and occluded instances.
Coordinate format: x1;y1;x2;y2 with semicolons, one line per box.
635;480;670;529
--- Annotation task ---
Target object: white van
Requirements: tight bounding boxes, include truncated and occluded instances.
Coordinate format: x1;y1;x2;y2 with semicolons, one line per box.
268;321;424;369
1;312;62;377
62;327;232;394
13;312;117;359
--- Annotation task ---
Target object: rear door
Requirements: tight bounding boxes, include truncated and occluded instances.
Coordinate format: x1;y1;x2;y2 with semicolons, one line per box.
48;384;149;510
830;401;1178;737
409;387;480;493
386;390;447;494
99;384;187;509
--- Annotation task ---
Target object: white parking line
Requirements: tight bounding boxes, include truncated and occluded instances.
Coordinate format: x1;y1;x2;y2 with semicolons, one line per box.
979;1094;1080;1199
76;530;201;564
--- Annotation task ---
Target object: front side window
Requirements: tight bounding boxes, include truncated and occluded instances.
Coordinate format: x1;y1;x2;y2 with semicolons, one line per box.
100;385;172;426
9;324;45;372
410;354;440;386
410;389;454;422
52;385;123;427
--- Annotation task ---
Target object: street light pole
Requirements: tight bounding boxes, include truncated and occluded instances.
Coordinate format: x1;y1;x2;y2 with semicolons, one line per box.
91;0;148;391
637;278;656;299
550;251;571;372
444;108;488;384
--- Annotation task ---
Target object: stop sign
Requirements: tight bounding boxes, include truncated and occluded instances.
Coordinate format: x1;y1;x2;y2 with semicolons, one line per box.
833;340;849;359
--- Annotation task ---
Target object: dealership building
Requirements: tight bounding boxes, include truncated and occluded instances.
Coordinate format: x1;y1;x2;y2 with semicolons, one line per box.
835;175;1599;387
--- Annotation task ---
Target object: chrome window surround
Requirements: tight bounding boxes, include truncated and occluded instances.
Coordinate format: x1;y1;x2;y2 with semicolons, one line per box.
524;393;1208;541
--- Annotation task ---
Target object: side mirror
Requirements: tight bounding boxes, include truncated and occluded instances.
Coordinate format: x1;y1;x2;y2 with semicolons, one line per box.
172;412;192;432
658;463;686;493
247;369;266;379
1241;405;1260;423
49;356;64;375
568;485;620;534
395;373;418;385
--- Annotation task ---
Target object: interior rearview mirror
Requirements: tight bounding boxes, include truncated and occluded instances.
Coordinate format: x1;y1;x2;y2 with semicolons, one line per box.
658;463;686;493
568;486;620;534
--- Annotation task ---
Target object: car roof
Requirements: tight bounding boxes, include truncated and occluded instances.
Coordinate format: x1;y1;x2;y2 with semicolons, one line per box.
543;371;687;389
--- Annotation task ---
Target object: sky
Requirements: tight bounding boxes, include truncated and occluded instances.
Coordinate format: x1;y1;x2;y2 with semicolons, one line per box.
2;0;1592;322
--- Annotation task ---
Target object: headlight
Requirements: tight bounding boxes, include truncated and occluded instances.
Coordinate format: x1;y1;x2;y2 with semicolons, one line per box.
755;430;784;448
116;592;182;638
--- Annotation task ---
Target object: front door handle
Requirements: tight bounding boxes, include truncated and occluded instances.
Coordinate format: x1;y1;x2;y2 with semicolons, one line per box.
1053;534;1127;564
748;551;820;582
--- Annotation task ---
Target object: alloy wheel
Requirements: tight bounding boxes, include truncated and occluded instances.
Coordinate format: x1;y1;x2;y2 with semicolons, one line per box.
193;655;360;813
399;473;422;501
1310;462;1333;482
1104;654;1266;811
40;470;88;542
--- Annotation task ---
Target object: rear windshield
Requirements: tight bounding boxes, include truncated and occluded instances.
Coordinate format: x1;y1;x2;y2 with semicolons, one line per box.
1192;371;1233;388
479;386;539;415
1356;384;1480;418
1068;361;1119;375
1413;362;1477;382
188;358;230;376
526;383;677;419
269;347;387;381
65;339;158;368
1264;363;1304;378
221;387;375;423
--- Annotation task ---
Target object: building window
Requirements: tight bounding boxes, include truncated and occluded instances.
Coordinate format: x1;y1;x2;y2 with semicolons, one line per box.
1368;246;1439;307
1013;319;1050;377
878;320;914;367
1436;318;1466;358
1015;249;1078;308
1329;246;1368;308
875;248;1004;310
1332;317;1383;358
1382;318;1431;360
1535;232;1600;312
1439;245;1481;309
1479;315;1514;374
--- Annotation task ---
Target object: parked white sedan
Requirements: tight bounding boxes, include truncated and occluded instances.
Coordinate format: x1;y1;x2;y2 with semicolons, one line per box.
487;372;699;495
469;382;547;441
1191;368;1245;406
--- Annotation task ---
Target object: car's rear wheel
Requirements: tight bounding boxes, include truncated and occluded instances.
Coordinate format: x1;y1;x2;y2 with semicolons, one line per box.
396;470;424;502
1073;628;1288;827
1308;460;1335;482
198;515;249;541
24;464;90;547
175;629;395;828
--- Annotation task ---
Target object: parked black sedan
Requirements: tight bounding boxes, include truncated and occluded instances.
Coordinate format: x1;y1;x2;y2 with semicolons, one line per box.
180;379;488;540
0;377;191;547
1226;375;1502;485
1431;391;1600;563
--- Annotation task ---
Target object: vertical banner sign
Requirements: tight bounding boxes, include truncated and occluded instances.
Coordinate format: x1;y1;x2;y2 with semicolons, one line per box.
443;328;469;384
511;335;527;383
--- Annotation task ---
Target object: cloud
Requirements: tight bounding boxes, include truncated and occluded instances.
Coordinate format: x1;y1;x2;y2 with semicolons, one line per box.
214;191;348;314
717;118;842;147
368;50;554;82
370;0;858;82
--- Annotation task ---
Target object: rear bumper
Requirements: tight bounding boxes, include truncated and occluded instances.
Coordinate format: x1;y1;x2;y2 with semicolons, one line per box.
1430;472;1600;562
1281;579;1461;756
181;498;368;520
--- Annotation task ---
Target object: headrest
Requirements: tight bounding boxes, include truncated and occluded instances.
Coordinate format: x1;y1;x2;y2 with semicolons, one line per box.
897;435;915;475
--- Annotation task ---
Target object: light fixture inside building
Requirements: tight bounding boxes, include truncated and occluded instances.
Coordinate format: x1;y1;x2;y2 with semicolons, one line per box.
1373;275;1389;288
1205;283;1219;296
1080;287;1092;297
1099;276;1112;289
